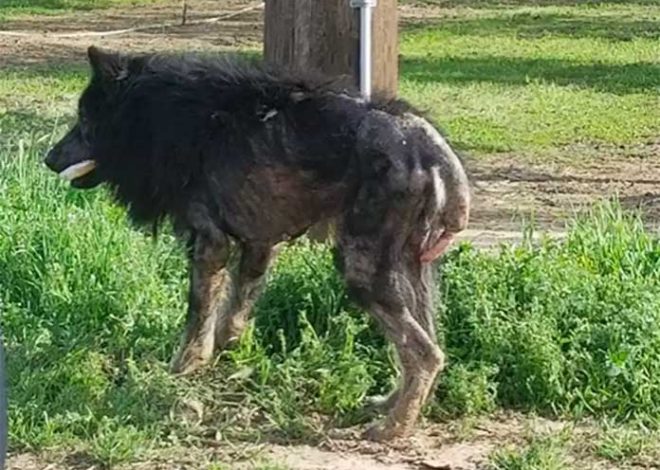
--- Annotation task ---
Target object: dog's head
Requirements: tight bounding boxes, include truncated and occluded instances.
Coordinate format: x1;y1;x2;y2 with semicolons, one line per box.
44;46;144;188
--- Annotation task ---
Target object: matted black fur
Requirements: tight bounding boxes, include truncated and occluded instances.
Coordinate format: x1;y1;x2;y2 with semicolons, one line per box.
45;47;471;441
50;50;427;235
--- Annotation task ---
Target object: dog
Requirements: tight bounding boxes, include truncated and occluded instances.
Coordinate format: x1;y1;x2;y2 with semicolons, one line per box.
45;47;471;441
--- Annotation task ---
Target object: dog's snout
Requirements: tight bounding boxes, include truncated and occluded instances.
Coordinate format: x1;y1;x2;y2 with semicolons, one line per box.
44;148;59;172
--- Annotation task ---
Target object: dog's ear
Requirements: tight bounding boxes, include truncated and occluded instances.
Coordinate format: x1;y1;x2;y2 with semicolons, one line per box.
88;46;130;82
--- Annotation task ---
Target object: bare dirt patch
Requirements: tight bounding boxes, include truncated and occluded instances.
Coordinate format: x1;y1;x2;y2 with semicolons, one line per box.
0;0;264;66
467;139;660;236
6;415;614;470
6;414;629;470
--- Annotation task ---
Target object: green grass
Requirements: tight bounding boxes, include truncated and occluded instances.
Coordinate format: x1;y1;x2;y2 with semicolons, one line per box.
1;0;660;467
595;421;660;465
399;3;659;153
0;0;162;19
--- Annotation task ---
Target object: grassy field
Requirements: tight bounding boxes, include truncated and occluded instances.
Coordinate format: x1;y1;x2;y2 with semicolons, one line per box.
1;0;660;468
399;2;659;154
0;0;162;19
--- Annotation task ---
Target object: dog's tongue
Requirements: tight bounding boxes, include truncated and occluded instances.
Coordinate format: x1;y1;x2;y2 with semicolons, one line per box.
420;230;456;263
59;160;97;181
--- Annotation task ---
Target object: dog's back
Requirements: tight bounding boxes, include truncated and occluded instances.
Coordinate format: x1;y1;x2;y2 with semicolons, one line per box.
84;53;396;241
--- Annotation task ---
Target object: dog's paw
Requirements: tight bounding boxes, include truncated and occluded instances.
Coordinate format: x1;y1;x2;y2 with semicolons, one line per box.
169;347;211;376
363;421;408;442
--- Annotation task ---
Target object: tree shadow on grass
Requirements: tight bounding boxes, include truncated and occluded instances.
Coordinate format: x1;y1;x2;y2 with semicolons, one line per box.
407;0;660;8
403;12;660;41
1;0;68;10
401;55;660;94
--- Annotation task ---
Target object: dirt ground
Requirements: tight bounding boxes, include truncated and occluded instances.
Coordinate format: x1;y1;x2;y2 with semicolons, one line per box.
2;2;659;468
6;414;619;470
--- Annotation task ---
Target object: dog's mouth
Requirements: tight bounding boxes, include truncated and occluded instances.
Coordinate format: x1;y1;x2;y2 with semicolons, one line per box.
59;159;97;181
58;160;102;189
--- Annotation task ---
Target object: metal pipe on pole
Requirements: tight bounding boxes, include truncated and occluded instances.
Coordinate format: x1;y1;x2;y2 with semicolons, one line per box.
351;0;378;100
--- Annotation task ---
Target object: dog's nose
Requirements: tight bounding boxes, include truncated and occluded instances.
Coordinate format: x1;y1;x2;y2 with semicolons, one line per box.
43;149;58;171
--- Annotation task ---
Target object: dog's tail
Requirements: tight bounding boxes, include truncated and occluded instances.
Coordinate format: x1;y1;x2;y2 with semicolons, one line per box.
416;122;470;263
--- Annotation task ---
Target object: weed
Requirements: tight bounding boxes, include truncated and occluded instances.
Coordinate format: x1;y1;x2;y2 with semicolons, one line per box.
431;363;499;418
89;418;150;468
488;431;570;470
596;421;660;464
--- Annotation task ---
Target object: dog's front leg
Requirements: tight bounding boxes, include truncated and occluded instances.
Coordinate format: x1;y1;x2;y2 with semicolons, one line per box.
170;232;231;375
215;242;276;351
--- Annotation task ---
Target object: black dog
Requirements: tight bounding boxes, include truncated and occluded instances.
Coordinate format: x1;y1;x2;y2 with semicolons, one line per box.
45;47;470;441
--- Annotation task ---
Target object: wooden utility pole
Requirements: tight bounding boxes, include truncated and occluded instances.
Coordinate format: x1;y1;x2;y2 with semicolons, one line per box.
264;0;399;98
264;0;399;241
370;0;399;96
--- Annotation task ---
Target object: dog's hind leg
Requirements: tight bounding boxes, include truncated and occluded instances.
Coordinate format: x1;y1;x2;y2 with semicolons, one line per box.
408;262;438;346
365;264;438;415
214;242;275;351
337;235;444;441
368;303;444;441
385;265;442;407
171;232;231;375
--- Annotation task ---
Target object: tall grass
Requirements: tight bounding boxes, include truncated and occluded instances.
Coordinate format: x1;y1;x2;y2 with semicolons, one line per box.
0;134;186;454
439;206;660;422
